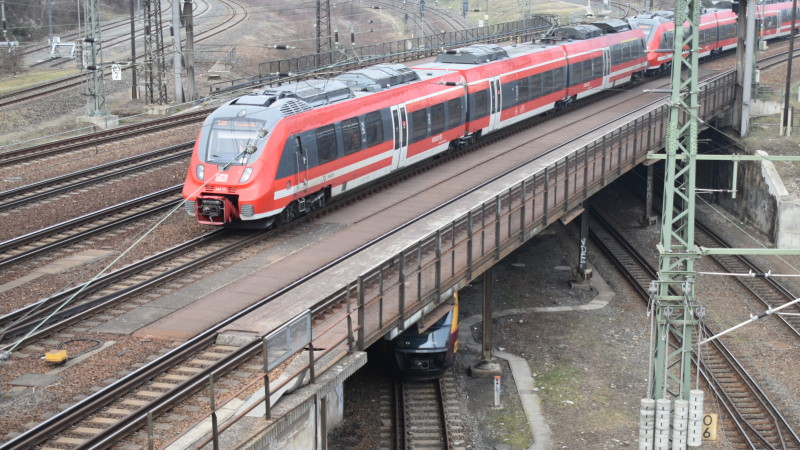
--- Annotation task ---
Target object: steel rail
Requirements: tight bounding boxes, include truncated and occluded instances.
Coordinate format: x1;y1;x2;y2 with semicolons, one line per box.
4;57;737;450
0;0;244;109
694;222;800;338
0;186;182;269
0;111;207;166
587;206;800;449
0;143;191;211
0;230;225;345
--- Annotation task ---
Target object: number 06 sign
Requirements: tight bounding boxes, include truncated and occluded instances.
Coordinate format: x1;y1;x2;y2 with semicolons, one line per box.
702;413;718;441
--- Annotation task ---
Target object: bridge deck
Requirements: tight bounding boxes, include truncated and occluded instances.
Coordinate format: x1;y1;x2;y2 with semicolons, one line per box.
131;68;731;345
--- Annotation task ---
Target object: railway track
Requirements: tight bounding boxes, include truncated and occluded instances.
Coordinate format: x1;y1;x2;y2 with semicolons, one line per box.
607;0;640;18
586;205;800;449
0;0;245;110
0;52;765;448
0;228;247;347
381;374;466;449
395;378;450;449
694;222;800;338
368;0;468;40
0;110;208;167
0;185;183;270
17;1;174;60
0;143;191;212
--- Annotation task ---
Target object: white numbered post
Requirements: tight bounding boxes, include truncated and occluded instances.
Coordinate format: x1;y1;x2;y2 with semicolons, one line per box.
111;64;122;81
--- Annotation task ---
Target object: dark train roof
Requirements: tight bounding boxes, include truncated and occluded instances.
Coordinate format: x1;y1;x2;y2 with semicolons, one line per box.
435;44;509;64
334;63;420;92
550;24;604;40
227;79;354;117
632;11;675;22
590;19;636;33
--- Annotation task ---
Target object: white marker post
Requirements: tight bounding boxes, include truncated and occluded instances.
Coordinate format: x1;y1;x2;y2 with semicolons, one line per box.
111;64;122;81
493;375;501;407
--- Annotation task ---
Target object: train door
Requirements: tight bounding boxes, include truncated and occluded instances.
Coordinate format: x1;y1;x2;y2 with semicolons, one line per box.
487;78;502;132
603;48;612;88
293;135;309;198
390;105;409;170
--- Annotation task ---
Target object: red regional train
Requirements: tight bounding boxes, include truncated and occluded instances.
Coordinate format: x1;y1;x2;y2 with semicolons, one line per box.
181;4;797;227
182;19;649;227
631;1;800;75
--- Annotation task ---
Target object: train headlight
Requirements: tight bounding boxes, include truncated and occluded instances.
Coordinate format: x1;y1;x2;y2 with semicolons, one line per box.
196;164;205;181
239;167;254;183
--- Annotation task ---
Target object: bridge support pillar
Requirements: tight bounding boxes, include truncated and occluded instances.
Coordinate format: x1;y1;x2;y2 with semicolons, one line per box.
571;210;592;289
642;162;658;227
471;267;501;377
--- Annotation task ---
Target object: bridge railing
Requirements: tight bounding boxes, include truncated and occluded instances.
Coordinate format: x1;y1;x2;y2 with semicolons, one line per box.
207;17;555;95
257;17;553;78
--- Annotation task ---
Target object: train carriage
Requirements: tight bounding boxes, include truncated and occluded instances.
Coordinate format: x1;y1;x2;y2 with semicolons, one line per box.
632;2;799;75
183;66;467;226
761;1;800;38
184;4;800;229
556;21;647;100
414;43;569;133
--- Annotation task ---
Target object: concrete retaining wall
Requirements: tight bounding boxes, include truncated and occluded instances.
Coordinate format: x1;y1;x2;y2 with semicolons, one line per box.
750;99;783;117
709;131;800;248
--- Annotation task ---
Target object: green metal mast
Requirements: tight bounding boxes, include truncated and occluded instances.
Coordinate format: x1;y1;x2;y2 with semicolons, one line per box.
651;0;702;401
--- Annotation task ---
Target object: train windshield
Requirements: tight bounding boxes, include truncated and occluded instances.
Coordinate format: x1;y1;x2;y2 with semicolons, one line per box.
397;310;453;350
205;118;265;165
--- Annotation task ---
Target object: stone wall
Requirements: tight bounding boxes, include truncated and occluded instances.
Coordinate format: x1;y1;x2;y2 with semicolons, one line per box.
705;130;800;248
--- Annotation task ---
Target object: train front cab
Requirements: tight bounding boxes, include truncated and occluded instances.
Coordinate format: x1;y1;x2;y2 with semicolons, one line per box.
391;295;459;380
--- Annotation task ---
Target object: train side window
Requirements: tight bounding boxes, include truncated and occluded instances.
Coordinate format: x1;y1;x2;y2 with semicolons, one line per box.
501;81;515;109
569;63;580;86
446;98;462;129
662;31;673;49
315;124;338;165
277;135;298;179
341;117;362;155
582;60;592;82
611;44;622;65
430;103;445;135
472;89;489;119
553;66;565;91
365;111;384;148
530;74;542;99
517;77;529;104
540;71;551;95
593;57;603;78
411;109;428;142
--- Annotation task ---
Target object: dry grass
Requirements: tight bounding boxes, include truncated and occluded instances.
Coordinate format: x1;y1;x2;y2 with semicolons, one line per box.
0;68;80;94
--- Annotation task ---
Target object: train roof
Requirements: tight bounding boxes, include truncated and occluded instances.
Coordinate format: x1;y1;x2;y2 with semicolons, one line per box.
631;11;675;22
334;63;420;92
539;20;639;43
222;61;458;118
550;24;604;40
416;41;562;72
589;19;637;33
234;79;353;111
434;44;509;64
